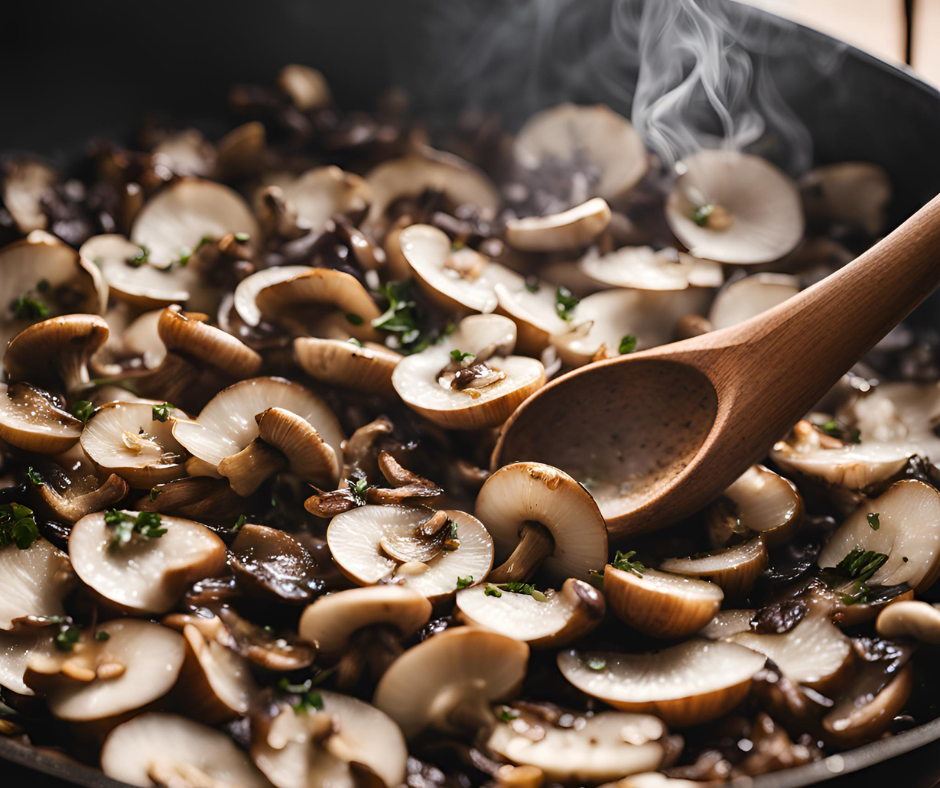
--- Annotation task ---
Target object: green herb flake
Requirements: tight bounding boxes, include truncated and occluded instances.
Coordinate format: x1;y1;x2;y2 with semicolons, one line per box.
555;286;580;322
611;549;646;576
371;281;426;351
818;419;861;444
587;657;607;671
831;547;888;606
498;706;519;723
36;279;50;293
345;312;364;326
484;585;502;598
0;503;39;550
10;295;50;321
232;514;247;533
234;232;251;243
27;467;45;486
867;513;880;531
525;283;540;294
177;247;192;267
450;349;476;363
128;245;150;268
55;623;81;653
347;338;364;348
95;631;110;642
619;334;638;354
196;235;213;251
456;575;473;589
71;400;94;424
106;510;167;552
151;402;173;422
149;487;163;502
278;677;324;714
693;204;715;227
348;477;371;505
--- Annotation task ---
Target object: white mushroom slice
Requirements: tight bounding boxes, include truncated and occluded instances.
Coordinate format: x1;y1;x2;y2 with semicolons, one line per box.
817;480;940;594
122;309;167;369
698;609;757;640
81;400;189;486
494;282;585;357
607;776;701;788
178;623;258;723
69;511;226;615
365;151;500;230
801;162;891;236
252;691;407;788
0;383;83;454
876;600;940;644
2;159;57;233
665;150;804;264
24;619;185;722
327;506;494;601
281;166;372;235
487;709;666;784
398;224;523;314
373;627;528;739
730;613;853;692
234;265;313;327
476;462;608;584
153;130;216;178
708;273;800;330
102;713;272;788
603;567;723;639
294;338;401;399
392;314;545;430
0;629;54;695
0;537;75;630
505;198;611;252
278;64;332;110
513;104;648;201
658;539;768;599
708;464;803;548
557;639;767;727
579;246;722;291
131;177;259;267
81;234;192;307
456;578;605;647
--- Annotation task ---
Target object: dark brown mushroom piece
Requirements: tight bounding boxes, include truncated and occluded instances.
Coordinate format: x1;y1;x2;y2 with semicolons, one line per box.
230;523;325;603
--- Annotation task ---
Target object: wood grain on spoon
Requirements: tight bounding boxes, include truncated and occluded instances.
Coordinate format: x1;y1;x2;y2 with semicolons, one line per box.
493;194;940;541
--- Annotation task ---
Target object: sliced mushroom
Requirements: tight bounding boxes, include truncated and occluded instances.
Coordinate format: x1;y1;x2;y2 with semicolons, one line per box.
708;273;800;330
603;567;723;639
876;600;940;644
665;151;804;264
373;627;528;739
513;104;648;202
605;776;700;788
23;619;185;722
698;608;757;640
216;122;267;181
134;476;246;521
294;337;401;398
505;198;611;252
152;129;217;178
327;506;494;601
278;64;332;111
69;510;226;614
230;524;323;603
2;159;57;234
486;708;668;784
218;607;316;672
801;162;891;236
557;640;767;727
475;462;607;584
0;628;55;696
234;265;313;327
37;471;129;525
0;536;75;630
81;400;189;487
392;315;545;430
821;662;913;748
102;713;273;788
281;166;372;235
578;246;722;291
817;479;940;594
456;577;604;647
493;281;587;357
659;539;768;599
0;383;84;454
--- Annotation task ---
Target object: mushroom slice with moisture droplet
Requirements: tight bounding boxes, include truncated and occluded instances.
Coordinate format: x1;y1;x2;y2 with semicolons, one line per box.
4;314;109;397
23;619;185;723
278;64;332;111
294;337;401;399
230;524;324;603
0;628;55;695
373;627;528;739
821;662;914;748
327;506;493;602
172;377;344;491
81;400;189;487
557;639;767;727
281;166;372;235
504;198;612;252
37;470;129;525
876;600;940;644
0;536;76;630
659;539;768;600
251;691;407;788
665;150;804;264
69;510;226;615
0;230;107;349
698;608;757;640
392;314;545;430
801;162;891;236
486;708;668;784
0;383;84;454
475;462;608;584
603;567;723;639
578;246;722;291
729;612;854;693
102;713;273;788
817;479;940;594
708;273;800;330
456;577;605;647
513;104;648;202
233;265;313;327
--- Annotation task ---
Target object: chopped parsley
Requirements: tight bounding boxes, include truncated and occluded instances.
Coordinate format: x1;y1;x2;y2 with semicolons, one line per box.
498;706;519;723
36;279;50;293
525;282;540;294
619;335;638;354
11;295;50;321
348;477;371;505
831;547;888;606
456;575;473;589
867;513;881;531
149;487;162;502
555;286;580;322
105;510;167;552
232;514;247;533
693;204;716;227
347;338;364;348
0;503;39;550
54;622;81;653
95;631;110;642
151;402;174;422
450;349;475;363
450;239;464;252
818;419;861;444
484;585;502;598
27;467;45;486
345;313;364;326
71;400;94;424
587;657;607;671
234;232;251;243
611;550;646;576
177;247;192;267
196;235;213;251
279;677;324;714
128;245;150;267
371;281;419;338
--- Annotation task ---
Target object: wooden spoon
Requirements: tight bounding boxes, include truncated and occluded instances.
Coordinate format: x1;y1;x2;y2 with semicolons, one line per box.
493;195;940;541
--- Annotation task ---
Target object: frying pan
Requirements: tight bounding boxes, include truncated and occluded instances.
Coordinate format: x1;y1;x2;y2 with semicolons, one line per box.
2;0;940;786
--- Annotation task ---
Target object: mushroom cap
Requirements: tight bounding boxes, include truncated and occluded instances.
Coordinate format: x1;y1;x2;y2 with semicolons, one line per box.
130;177;259;267
708;464;803;548
514;104;648;201
294;338;401;398
278;64;332;111
327;506;494;601
299;585;432;661
821;662;913;748
557;639;766;727
38;472;130;525
172;377;344;470
281;166;372;235
81;400;189;486
0;629;54;695
234;265;313;327
875;600;940;644
504;198;612;252
0;536;75;630
0;382;83;454
230;524;326;603
2;159;57;234
373;627;529;739
391;315;545;430
603;567;723;639
493;281;582;356
475;462;608;583
24;619;185;721
102;713;273;788
708;273;800;330
251;407;341;488
120;308;167;369
152;129;216;178
486;709;666;784
158;305;262;377
817;479;940;594
658;539;768;600
579;246;722;292
179;623;258;722
69;510;227;614
665;150;804;264
456;577;605;648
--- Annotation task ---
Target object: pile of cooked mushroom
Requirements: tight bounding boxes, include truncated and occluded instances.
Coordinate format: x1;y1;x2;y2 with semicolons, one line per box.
0;63;936;788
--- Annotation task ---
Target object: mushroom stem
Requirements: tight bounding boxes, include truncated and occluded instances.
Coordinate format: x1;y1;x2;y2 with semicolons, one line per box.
218;439;288;496
486;521;555;583
138;352;201;404
57;354;94;397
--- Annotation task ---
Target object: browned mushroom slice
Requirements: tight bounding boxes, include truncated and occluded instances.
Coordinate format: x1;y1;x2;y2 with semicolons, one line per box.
217;607;316;672
281;166;372;235
0;536;76;630
876;600;940;643
800;162;892;236
37;472;129;525
659;539;768;599
821;662;913;748
557;640;767;727
234;265;313;327
294;337;401;399
505;198;612;252
277;64;332;111
0;383;83;454
134;477;246;521
216;122;267;180
373;627;528;739
230;524;323;603
708;273;800;330
69;511;226;615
